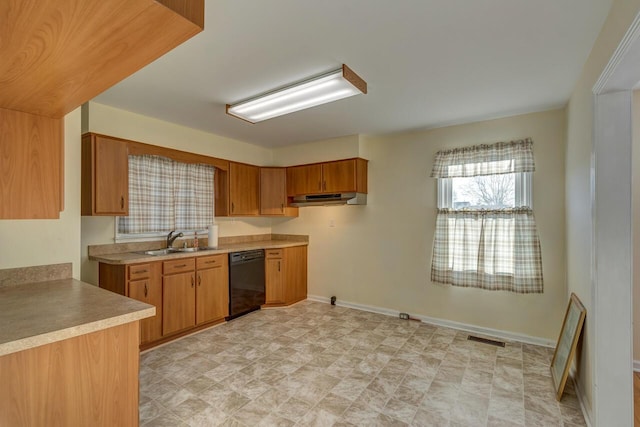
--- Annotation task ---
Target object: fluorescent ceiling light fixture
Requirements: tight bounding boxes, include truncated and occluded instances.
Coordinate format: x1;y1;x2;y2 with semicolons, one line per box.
226;64;367;123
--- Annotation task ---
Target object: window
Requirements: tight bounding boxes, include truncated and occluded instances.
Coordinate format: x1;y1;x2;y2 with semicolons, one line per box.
430;138;543;293
439;172;532;210
116;155;214;241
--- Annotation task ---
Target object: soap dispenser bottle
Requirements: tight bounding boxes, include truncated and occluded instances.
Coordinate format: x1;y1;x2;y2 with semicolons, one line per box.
193;231;199;249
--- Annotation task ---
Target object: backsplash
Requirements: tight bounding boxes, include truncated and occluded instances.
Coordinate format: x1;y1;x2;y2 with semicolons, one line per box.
0;263;72;288
88;233;308;257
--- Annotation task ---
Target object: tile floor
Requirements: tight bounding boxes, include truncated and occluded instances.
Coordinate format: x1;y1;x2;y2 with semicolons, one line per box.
139;301;586;426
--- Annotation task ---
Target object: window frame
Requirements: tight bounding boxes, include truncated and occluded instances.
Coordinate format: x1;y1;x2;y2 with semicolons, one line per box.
437;171;533;209
115;222;208;243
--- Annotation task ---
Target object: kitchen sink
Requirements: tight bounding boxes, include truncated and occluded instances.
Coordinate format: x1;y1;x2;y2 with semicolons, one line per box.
138;248;181;256
136;247;213;256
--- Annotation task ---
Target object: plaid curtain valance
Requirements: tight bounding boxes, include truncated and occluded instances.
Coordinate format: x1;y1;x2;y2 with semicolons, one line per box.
119;155;214;234
430;138;535;178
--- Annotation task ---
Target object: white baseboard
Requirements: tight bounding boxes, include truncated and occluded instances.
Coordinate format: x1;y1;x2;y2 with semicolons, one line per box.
570;367;593;427
306;294;555;347
634;359;640;372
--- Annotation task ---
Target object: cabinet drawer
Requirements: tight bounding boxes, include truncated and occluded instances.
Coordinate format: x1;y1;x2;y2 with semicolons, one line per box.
128;263;151;280
196;254;227;269
163;258;195;275
265;249;283;259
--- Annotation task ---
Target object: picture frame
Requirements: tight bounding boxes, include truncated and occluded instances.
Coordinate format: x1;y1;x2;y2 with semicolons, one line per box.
550;292;586;401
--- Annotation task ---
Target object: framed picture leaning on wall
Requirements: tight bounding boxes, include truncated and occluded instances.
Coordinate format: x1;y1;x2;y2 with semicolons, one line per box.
551;293;586;401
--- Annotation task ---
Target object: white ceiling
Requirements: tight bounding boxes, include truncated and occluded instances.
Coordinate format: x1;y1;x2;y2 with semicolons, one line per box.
93;0;612;148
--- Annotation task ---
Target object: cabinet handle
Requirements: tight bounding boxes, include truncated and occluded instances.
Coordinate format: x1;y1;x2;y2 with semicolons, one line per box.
231;202;235;213
133;269;148;274
281;203;284;213
144;282;148;297
121;196;125;209
175;264;187;268
268;252;279;256
198;274;201;286
278;261;281;272
191;276;194;288
323;181;326;191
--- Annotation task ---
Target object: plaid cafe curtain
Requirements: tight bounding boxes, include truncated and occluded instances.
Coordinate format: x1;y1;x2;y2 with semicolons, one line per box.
119;155;214;234
430;139;543;293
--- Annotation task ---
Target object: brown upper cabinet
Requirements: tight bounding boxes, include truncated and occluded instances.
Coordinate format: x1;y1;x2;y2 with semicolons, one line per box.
0;109;63;219
286;158;368;196
229;162;260;216
1;0;204;219
80;131;367;218
82;134;129;216
260;168;298;217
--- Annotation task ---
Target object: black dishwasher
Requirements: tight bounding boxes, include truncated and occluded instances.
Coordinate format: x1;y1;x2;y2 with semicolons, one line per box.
227;249;265;320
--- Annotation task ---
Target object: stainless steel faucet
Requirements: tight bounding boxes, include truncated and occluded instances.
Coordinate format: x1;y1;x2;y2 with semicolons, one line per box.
167;230;183;248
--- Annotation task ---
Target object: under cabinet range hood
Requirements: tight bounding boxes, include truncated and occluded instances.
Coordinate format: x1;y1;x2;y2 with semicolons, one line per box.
290;192;367;207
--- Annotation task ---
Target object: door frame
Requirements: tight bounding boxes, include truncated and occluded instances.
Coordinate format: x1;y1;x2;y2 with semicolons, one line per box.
591;10;640;426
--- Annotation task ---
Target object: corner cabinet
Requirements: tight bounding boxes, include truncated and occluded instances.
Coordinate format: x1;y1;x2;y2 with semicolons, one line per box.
81;133;129;216
229;162;260;216
286;158;368;196
127;263;163;344
264;246;308;307
98;261;164;345
260;168;299;217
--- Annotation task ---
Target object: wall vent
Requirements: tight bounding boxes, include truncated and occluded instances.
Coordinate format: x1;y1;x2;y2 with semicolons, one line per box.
467;335;505;347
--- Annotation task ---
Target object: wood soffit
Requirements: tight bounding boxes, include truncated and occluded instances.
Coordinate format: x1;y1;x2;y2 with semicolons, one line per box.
0;0;204;119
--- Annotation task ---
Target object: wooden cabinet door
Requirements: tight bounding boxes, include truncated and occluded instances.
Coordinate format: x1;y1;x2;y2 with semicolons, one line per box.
286;164;322;196
84;134;128;215
321;159;357;193
284;246;308;304
162;272;196;336
128;263;162;344
196;257;229;325
229;162;259;216
260;168;286;215
265;257;285;305
0;109;63;219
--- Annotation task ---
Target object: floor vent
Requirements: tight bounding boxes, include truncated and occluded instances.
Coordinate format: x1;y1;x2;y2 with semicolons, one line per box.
467;335;505;347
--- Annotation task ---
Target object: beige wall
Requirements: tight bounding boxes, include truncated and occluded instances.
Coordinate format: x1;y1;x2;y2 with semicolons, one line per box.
0;108;82;278
565;0;640;418
273;109;567;342
271;134;360;166
80;102;278;284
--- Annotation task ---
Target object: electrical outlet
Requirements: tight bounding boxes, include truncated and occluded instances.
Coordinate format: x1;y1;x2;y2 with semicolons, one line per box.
329;219;335;227
399;313;409;320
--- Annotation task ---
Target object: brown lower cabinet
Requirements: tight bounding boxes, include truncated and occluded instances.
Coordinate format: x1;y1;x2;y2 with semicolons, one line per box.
127;263;162;344
163;270;196;336
99;255;228;348
264;246;308;307
0;322;140;426
98;246;306;348
196;255;229;325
